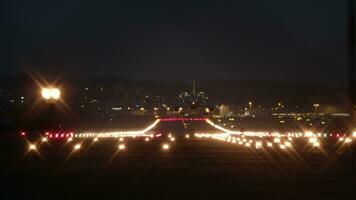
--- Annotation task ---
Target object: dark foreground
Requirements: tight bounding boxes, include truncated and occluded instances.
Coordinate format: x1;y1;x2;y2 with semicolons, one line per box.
1;135;356;200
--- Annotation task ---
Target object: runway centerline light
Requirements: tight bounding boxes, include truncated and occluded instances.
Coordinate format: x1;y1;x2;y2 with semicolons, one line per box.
29;144;36;150
74;144;81;150
313;141;320;147
118;144;126;150
162;143;170;150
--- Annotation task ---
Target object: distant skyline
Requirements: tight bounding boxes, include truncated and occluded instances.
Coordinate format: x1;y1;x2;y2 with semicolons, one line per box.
2;0;349;84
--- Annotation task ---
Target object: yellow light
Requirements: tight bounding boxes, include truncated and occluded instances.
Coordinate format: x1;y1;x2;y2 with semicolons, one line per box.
119;138;124;142
353;132;356;138
162;143;170;150
170;137;175;142
67;137;73;142
267;142;273;147
118;144;126;150
145;138;150;142
274;138;281;143
280;144;286;149
42;138;48;142
74;144;81;150
29;144;36;150
185;134;190;139
93;138;98;142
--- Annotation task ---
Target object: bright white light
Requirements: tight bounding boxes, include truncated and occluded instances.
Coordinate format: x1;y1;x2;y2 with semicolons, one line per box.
29;144;36;150
41;88;61;100
41;88;51;99
74;144;81;150
185;134;190;139
119;138;124;142
170;137;175;142
145;138;150;142
285;141;292;147
267;142;273;147
51;88;61;99
93;138;98;142
118;144;126;150
313;141;320;147
274;138;281;143
162;143;170;150
280;144;286;149
68;138;73;142
353;132;356;138
41;138;47;142
309;138;318;143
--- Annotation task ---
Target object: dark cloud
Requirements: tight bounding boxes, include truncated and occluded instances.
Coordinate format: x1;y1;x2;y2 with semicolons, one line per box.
2;0;348;83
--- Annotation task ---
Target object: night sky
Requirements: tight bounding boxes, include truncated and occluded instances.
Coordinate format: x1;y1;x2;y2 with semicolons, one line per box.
2;0;348;83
